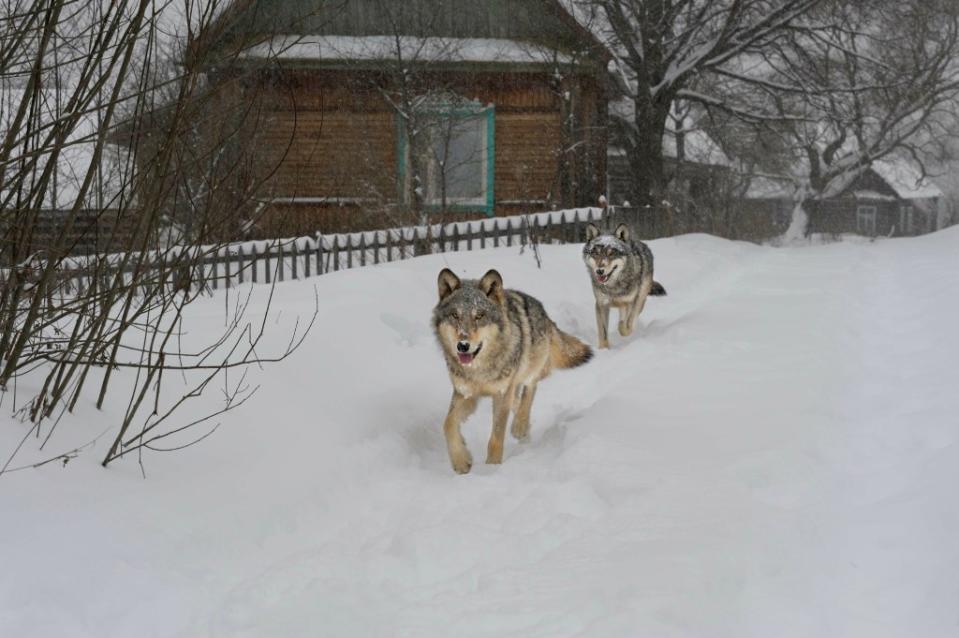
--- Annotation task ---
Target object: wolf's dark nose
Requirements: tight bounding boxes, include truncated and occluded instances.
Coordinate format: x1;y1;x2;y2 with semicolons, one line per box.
456;341;470;353
596;268;605;275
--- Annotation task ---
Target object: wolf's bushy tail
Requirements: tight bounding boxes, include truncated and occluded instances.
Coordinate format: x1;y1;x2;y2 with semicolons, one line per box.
550;328;593;370
650;281;667;296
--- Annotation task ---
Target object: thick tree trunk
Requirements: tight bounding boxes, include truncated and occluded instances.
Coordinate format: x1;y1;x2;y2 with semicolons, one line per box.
782;183;815;242
626;96;671;207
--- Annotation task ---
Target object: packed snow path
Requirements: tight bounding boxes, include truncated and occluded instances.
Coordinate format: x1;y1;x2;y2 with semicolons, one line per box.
3;231;958;637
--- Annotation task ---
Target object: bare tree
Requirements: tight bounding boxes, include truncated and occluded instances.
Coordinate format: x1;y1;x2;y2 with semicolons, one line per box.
704;0;959;237
0;0;315;473
575;0;823;206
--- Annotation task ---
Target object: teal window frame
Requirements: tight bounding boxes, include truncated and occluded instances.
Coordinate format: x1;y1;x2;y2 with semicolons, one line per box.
396;104;495;216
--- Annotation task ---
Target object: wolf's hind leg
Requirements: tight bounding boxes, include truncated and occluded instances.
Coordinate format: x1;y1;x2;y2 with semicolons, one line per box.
444;391;478;474
510;383;538;442
487;390;513;464
624;282;652;335
595;301;610;348
618;305;632;336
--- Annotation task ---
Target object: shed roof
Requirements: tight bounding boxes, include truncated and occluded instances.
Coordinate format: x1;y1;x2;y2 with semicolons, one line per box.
203;0;607;65
239;35;574;65
871;160;944;200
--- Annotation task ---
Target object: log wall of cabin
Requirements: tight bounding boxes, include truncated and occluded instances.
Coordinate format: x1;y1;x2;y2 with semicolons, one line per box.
228;67;605;236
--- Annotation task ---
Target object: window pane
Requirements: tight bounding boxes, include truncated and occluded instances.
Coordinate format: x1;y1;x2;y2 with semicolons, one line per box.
415;109;487;206
443;116;484;201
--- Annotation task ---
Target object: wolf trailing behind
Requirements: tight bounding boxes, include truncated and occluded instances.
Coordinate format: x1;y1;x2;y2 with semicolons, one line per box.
432;268;592;474
582;223;666;348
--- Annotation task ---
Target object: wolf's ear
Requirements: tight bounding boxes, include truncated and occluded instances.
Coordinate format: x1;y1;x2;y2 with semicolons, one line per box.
478;269;505;305
585;223;600;241
614;223;630;242
437;268;461;301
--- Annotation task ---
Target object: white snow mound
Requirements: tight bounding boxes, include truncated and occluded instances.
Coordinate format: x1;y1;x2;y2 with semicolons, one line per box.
3;229;959;637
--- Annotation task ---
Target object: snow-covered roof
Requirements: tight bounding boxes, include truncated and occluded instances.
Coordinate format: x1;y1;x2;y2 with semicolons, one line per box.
744;175;795;200
663;121;732;168
851;190;897;201
608;97;732;168
237;35;573;66
871;160;943;200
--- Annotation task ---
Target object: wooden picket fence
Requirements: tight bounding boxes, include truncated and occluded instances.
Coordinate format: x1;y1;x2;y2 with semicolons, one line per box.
54;206;661;295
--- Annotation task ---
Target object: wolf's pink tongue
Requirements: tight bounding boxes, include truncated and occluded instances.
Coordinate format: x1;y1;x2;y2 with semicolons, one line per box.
457;352;474;365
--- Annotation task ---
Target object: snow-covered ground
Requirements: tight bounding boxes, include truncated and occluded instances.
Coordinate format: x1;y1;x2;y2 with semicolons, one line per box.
2;229;959;637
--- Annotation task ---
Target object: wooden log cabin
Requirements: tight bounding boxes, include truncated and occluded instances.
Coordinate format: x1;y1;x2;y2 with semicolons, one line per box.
176;0;610;237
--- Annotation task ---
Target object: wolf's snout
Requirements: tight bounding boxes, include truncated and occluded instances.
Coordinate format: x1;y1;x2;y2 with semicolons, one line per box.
455;340;481;366
596;268;605;275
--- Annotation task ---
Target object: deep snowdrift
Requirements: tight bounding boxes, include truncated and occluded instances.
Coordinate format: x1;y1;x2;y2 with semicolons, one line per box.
3;230;959;637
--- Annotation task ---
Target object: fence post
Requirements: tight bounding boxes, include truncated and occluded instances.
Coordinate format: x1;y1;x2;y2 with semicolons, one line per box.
277;242;285;282
333;236;340;271
210;250;218;290
263;244;271;284
304;239;311;278
359;232;367;267
291;240;299;280
316;235;325;275
238;245;245;284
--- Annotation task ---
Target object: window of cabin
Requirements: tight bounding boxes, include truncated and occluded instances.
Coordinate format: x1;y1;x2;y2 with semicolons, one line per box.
397;100;495;216
856;205;877;236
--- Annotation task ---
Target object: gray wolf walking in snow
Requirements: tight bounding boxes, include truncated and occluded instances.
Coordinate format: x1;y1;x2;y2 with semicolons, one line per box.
582;223;666;348
432;268;592;474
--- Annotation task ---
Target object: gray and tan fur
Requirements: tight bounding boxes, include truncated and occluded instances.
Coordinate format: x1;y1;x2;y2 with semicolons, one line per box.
582;223;666;348
432;268;592;474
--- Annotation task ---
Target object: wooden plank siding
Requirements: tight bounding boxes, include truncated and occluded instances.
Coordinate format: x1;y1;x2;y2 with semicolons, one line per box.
807;199;900;237
233;67;605;237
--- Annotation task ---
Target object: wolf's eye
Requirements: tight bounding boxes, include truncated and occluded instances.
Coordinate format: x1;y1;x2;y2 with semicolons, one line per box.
451;311;460;320
475;310;485;320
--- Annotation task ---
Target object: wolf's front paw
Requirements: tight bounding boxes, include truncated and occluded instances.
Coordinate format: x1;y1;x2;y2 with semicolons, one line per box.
618;321;632;337
486;442;503;465
511;419;530;442
598;338;610;349
449;448;473;474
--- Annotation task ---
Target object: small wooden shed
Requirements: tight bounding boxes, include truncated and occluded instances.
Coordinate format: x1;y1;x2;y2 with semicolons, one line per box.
807;161;946;237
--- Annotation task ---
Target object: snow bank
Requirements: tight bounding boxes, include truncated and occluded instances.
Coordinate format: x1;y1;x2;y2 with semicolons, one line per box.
2;228;959;637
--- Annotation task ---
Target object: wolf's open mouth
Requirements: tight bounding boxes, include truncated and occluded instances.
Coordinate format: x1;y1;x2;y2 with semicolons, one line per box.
596;266;618;284
457;343;482;365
